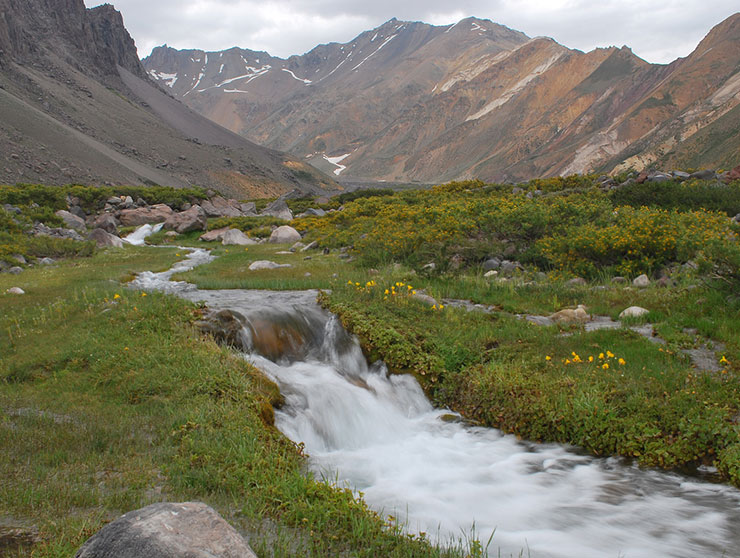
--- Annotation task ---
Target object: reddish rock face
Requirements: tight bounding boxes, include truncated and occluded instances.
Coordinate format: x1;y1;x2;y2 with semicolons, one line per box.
144;14;740;182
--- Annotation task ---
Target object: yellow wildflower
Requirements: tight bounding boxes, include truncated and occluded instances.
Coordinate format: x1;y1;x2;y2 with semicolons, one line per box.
598;353;604;359
618;358;626;365
545;356;552;361
719;356;729;364
113;294;121;299
602;363;609;370
606;351;615;358
588;356;594;362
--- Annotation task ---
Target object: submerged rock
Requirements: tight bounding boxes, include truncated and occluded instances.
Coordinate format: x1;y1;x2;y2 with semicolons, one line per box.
75;502;257;558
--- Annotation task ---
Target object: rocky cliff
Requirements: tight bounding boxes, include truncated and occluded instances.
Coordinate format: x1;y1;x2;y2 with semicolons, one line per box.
0;0;336;196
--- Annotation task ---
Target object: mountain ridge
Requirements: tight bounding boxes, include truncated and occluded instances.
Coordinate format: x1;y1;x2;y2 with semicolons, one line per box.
143;13;740;182
0;0;337;197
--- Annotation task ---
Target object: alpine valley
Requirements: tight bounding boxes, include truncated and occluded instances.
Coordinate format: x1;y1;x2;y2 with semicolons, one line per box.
144;14;740;183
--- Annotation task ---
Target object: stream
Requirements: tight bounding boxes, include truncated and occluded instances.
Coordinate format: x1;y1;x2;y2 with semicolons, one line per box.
130;246;740;558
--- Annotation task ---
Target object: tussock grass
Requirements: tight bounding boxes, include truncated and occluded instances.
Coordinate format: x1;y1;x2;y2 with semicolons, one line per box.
0;249;464;557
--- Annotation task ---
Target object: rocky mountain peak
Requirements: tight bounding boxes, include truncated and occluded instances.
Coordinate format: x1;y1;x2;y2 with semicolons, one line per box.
0;0;145;82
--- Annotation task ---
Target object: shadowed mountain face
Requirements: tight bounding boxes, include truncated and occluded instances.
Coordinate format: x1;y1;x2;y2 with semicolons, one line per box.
0;0;337;197
144;14;740;182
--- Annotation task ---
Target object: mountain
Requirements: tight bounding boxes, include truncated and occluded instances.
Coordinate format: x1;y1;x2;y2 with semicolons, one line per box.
143;14;740;182
0;0;336;197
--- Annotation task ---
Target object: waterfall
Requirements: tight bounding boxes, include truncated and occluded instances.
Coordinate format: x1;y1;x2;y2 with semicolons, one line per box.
131;248;740;558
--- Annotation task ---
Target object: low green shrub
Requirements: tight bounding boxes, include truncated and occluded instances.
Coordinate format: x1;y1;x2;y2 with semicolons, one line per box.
610;179;740;216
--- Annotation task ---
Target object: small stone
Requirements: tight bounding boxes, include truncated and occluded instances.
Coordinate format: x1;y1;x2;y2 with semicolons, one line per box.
290;241;306;252
8;266;23;275
689;169;716;180
248;260;292;271
411;292;438;306
300;241;318;252
88;228;124;248
304;272;312;277
548;304;590;324
38;257;55;265
633;274;650;288
619;306;649;319
11;254;26;265
565;277;587;287
422;262;436;271
6;287;25;295
611;276;628;284
484;270;498;278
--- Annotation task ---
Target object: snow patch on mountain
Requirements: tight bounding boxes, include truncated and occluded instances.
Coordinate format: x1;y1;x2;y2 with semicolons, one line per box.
148;70;178;88
282;68;312;84
323;152;351;175
352;34;397;71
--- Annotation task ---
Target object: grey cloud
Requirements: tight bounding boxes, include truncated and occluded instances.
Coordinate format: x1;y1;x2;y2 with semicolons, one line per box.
86;0;738;63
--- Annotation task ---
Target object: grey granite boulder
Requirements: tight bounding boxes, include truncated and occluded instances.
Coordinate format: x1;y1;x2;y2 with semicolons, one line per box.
75;502;256;558
268;225;301;244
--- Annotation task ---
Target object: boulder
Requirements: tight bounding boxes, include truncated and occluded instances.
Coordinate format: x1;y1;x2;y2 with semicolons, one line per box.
38;257;55;265
484;270;498;278
261;199;293;221
75;502;257;558
91;214;119;234
200;227;231;242
6;287;25;295
689;169;716;180
565;277;587;287
611;276;628;284
7;266;23;274
164;205;207;234
248;260;292;271
55;210;86;232
11;254;26;265
732;213;740;225
119;204;173;227
300;241;318;252
633;274;650;288
548;304;590;324
672;171;690;180
32;223;84;241
499;260;520;275
269;225;301;244
619;306;649;319
411;292;439;307
88;228;124;248
69;205;86;219
724;164;740;184
201;196;244;218
647;172;671;183
240;202;257;215
298;208;326;218
290;242;305;252
482;258;501;271
222;229;256;246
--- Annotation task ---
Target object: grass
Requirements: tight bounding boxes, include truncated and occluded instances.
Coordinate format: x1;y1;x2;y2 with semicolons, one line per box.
0;248;466;557
171;241;361;291
317;267;740;484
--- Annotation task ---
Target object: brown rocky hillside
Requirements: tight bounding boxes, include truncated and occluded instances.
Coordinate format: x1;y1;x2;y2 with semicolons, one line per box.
0;0;336;197
143;14;740;182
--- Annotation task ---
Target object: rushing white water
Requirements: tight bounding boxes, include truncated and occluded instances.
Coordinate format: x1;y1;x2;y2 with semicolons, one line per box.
132;253;740;558
122;222;165;245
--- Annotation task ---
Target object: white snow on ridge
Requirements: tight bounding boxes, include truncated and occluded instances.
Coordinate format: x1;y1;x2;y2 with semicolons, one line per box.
219;63;225;74
224;89;250;94
471;22;487;33
323;152;351;176
352;34;396;71
148;70;178;88
281;68;312;84
371;32;378;42
184;71;205;96
319;50;354;82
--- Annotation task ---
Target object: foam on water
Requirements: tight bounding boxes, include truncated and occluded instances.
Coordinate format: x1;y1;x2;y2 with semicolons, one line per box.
133;253;740;558
122;223;165;246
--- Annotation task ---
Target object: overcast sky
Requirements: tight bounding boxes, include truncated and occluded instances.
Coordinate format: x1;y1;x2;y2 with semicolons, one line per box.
84;0;738;64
